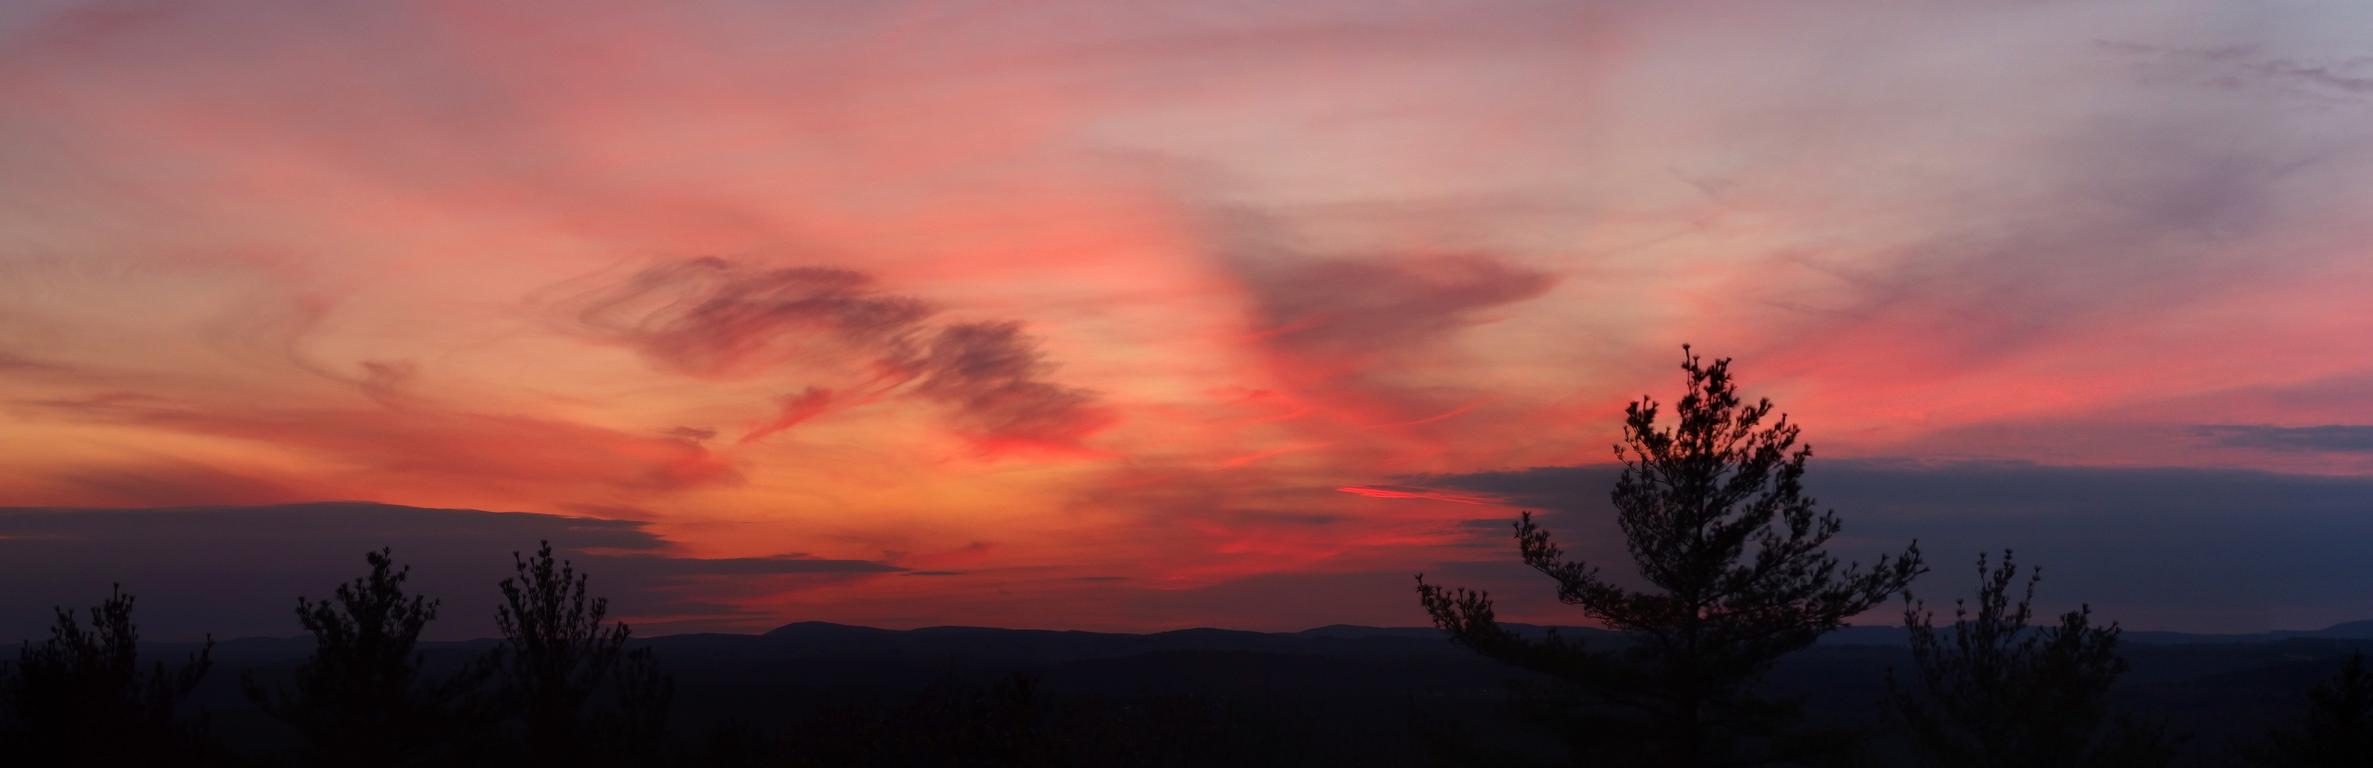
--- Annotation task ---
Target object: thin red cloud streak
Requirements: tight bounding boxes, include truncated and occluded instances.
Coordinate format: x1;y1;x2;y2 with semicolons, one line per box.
740;387;836;445
1334;485;1499;506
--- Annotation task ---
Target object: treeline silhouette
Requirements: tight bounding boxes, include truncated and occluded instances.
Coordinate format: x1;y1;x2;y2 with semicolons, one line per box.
0;543;675;766
1414;347;2373;767
1;348;2368;766
0;543;1298;767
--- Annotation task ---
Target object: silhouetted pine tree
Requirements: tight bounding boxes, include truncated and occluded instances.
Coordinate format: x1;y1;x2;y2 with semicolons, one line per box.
1889;550;2175;768
2245;652;2373;766
0;584;217;764
1415;347;1925;766
490;540;672;765
245;548;488;766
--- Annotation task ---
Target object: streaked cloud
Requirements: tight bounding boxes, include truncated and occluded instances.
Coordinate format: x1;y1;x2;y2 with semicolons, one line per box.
1;0;2369;632
546;256;1112;454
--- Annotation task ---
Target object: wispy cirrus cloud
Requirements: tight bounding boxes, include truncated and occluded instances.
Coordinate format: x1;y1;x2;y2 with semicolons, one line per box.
557;258;934;380
547;257;1112;455
2097;40;2373;99
1213;237;1559;458
739;386;835;446
1240;253;1557;375
907;321;1115;453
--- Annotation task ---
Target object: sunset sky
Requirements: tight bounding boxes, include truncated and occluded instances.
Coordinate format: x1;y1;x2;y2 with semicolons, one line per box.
5;1;2373;640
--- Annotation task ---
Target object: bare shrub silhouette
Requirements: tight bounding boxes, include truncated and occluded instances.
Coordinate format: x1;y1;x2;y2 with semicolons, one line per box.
246;548;491;766
490;540;672;765
1890;550;2176;767
0;584;217;764
1415;347;1924;766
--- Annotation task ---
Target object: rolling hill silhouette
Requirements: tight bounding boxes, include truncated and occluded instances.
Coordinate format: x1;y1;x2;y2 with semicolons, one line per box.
121;617;2369;763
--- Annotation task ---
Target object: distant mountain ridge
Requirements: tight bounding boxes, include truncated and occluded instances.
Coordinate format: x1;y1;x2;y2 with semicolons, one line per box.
132;615;2373;762
715;617;2373;659
156;617;2373;660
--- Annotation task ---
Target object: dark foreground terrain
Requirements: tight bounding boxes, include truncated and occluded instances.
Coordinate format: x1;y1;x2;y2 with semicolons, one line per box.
154;620;2372;766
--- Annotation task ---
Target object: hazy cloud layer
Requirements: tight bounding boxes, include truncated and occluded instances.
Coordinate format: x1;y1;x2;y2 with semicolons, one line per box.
12;389;741;504
0;502;903;641
1416;460;2373;632
2194;424;2373;454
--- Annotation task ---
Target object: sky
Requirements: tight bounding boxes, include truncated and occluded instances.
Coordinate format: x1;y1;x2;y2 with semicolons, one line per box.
3;1;2373;640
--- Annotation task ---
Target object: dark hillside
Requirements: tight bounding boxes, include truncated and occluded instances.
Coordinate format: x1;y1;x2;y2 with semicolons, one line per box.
120;622;2373;765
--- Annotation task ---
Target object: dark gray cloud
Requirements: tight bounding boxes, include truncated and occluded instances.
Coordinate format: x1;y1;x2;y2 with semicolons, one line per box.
1415;460;2373;633
2194;424;2373;454
547;257;1109;451
908;321;1112;451
0;502;903;642
558;257;935;379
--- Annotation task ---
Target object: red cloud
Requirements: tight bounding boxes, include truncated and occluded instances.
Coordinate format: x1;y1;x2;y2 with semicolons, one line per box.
18;390;741;509
739;386;836;445
1334;484;1498;505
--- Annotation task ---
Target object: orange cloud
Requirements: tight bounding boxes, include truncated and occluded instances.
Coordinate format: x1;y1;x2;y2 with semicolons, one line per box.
13;389;740;509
